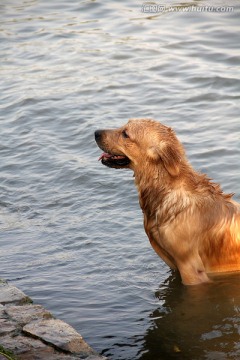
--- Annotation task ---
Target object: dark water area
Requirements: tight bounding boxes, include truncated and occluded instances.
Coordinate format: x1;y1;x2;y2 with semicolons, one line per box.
0;1;240;359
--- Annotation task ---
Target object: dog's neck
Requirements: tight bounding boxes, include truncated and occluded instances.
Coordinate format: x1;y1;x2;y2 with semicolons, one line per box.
134;166;180;219
133;163;234;223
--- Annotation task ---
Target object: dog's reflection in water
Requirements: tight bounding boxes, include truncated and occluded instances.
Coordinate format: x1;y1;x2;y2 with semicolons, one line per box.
139;271;240;360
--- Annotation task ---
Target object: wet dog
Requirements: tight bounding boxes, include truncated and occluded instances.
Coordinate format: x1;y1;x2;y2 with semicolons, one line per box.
95;119;240;285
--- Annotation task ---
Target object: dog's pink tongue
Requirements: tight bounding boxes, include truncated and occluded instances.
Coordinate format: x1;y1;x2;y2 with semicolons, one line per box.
98;152;111;161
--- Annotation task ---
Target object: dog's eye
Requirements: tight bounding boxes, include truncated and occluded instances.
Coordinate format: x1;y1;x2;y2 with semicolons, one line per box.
122;130;129;139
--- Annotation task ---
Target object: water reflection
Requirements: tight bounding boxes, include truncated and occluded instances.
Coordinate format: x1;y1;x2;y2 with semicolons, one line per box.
140;272;240;359
1;0;240;358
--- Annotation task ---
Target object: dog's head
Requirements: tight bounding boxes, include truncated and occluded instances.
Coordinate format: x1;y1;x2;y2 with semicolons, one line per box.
95;119;185;177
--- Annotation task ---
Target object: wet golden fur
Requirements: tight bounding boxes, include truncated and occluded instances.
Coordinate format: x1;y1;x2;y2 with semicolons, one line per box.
95;119;240;285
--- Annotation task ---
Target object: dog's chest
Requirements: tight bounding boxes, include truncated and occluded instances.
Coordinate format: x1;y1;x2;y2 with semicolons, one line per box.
143;212;168;249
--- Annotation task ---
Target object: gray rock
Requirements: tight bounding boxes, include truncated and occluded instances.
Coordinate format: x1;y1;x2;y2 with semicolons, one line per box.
18;354;80;360
23;319;96;356
0;334;101;360
0;318;16;336
0;279;107;359
0;304;6;319
5;304;52;325
0;282;31;305
0;334;50;355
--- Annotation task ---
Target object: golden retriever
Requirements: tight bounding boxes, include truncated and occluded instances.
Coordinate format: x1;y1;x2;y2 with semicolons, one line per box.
95;119;240;285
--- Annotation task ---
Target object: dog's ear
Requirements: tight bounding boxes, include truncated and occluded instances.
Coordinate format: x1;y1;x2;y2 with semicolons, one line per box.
147;144;181;177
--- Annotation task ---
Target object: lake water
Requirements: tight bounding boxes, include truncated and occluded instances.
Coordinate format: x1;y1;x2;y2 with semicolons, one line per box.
1;1;240;359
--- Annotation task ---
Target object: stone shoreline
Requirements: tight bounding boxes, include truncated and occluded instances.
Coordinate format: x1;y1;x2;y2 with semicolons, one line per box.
0;279;107;360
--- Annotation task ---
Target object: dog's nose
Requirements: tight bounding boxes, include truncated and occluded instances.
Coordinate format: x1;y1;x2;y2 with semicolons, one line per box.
95;130;103;142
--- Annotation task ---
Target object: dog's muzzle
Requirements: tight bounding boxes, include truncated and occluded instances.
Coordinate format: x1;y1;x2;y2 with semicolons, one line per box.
95;130;130;168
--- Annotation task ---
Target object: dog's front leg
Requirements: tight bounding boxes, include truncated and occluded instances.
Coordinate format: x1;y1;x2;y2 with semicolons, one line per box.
177;257;211;285
149;237;177;270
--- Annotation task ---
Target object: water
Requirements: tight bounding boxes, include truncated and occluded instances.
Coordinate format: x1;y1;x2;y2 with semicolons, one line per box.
0;1;240;359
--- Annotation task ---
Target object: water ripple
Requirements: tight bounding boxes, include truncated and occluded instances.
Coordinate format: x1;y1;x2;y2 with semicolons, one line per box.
0;1;240;359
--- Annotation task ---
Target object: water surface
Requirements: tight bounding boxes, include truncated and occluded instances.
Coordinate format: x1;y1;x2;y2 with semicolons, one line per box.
0;1;240;359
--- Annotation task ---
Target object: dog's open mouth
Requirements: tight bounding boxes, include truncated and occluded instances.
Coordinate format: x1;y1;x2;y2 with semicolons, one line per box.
98;152;130;168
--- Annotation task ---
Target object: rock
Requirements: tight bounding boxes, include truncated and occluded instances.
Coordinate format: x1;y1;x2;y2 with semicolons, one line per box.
0;356;8;360
0;282;31;305
0;334;107;360
0;334;55;359
5;304;52;325
0;318;16;336
86;357;108;360
23;319;96;356
0;279;107;359
19;353;80;360
0;305;6;319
